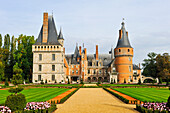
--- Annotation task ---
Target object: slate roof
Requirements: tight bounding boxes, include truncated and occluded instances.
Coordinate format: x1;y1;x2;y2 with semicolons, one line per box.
65;53;113;66
116;22;132;48
58;28;64;40
34;15;61;45
133;64;141;70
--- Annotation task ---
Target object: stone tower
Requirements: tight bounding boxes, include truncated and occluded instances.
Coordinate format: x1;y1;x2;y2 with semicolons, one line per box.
32;12;65;83
114;21;133;83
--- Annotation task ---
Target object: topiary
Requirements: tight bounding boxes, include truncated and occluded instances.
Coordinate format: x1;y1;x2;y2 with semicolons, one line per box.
167;96;170;108
68;78;70;84
5;93;27;112
124;78;126;83
55;80;57;83
159;78;162;84
5;78;9;86
45;79;47;84
114;79;116;83
8;87;24;94
40;80;44;84
138;78;141;84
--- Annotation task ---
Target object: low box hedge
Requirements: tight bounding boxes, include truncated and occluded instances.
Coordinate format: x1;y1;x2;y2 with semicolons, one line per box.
60;88;79;103
103;88;129;104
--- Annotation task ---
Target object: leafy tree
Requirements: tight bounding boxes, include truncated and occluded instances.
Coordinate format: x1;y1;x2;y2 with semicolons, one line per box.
12;63;23;86
142;52;157;78
167;96;170;108
0;34;2;48
0;61;4;81
156;53;170;80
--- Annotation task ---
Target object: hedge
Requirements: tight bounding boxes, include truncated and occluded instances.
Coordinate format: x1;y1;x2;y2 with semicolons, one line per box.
103;88;129;104
59;88;79;103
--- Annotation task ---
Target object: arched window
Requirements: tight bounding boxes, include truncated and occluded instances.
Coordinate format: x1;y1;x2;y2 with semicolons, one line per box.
128;49;130;52
119;49;121;52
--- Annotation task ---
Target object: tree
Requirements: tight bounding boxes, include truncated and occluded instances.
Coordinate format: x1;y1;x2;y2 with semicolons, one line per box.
156;53;170;80
142;52;157;78
124;78;126;83
12;63;23;86
0;61;4;81
0;34;2;48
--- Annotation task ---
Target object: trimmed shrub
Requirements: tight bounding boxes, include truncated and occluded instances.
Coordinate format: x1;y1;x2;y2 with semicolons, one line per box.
40;80;44;84
114;79;116;83
8;87;24;94
167;96;170;108
60;88;79;103
5;93;27;112
111;78;113;84
45;79;47;84
103;88;129;104
159;78;162;84
138;78;141;84
5;78;9;86
124;78;126;83
68;78;70;84
80;79;84;84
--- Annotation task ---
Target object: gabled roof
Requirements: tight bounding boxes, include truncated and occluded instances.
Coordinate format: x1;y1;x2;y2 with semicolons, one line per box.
34;15;61;45
116;22;132;48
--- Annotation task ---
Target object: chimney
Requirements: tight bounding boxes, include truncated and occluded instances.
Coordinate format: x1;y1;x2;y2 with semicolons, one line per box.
119;30;122;40
42;12;48;43
96;45;98;60
84;48;87;60
79;46;81;56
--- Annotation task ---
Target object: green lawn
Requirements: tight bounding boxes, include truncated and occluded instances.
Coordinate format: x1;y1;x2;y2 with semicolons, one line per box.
113;88;170;102
0;88;70;105
102;84;147;87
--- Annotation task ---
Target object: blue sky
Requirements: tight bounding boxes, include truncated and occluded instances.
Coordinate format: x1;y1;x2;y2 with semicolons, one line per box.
0;0;170;66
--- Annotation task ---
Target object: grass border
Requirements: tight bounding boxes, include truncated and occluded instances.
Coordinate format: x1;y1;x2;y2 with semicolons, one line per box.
103;88;129;104
59;88;79;104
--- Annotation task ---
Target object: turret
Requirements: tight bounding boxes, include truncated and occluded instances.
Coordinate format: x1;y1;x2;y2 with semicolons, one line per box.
114;21;133;83
58;27;64;46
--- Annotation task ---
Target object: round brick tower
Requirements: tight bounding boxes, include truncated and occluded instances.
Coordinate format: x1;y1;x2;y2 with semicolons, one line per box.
114;21;133;83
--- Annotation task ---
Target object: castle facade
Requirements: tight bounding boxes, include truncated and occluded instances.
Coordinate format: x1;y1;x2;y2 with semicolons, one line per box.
32;12;141;83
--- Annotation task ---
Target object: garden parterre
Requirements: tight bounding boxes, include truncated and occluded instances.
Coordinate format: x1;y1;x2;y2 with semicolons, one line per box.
0;88;69;105
113;88;170;102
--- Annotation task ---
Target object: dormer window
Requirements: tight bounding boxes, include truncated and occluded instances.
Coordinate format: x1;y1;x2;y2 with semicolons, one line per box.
128;49;130;52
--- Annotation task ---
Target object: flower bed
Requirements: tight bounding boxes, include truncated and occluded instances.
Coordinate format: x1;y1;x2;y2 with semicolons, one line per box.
0;106;11;113
24;101;56;112
136;102;170;113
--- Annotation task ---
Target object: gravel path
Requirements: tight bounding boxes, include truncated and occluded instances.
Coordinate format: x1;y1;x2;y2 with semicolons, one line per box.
55;88;138;113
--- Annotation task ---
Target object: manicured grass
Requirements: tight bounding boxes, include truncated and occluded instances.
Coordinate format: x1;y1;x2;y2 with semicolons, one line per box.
102;84;147;87
0;88;70;105
113;88;170;102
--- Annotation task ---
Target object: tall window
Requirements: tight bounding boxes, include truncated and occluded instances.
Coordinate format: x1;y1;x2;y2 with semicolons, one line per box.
129;66;131;72
129;57;131;61
99;70;101;74
52;65;55;71
52;54;55;61
39;65;42;71
39;54;42;61
38;75;41;81
52;75;55;81
88;70;90;74
72;70;74;74
129;75;131;82
76;70;78;74
93;70;96;74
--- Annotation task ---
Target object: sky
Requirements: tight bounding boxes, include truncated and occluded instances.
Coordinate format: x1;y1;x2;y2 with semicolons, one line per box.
0;0;170;66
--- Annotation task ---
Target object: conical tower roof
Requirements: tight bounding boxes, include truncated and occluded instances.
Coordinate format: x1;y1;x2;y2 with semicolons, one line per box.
34;15;61;45
58;27;64;40
116;22;132;48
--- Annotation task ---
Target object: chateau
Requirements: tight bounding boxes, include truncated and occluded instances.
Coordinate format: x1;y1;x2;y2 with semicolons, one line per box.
32;12;142;83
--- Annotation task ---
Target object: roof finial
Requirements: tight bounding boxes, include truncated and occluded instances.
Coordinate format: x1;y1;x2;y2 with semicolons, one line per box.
52;10;53;16
76;43;78;47
121;18;125;28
